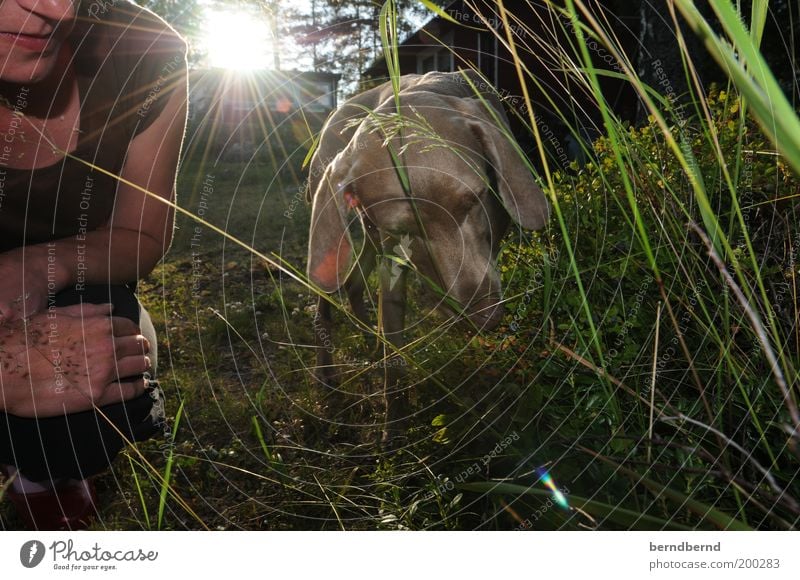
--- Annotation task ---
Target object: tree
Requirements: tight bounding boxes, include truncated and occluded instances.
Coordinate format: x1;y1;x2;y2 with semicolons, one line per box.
138;0;448;87
286;0;442;94
137;0;206;64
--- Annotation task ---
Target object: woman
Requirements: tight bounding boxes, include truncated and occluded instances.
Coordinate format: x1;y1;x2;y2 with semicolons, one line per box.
0;0;187;530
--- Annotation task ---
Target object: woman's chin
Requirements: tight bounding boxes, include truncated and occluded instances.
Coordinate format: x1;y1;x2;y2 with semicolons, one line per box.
0;48;63;85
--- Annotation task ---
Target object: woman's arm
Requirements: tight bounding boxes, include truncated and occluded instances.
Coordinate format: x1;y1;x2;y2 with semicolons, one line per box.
0;85;185;413
0;71;188;320
57;81;187;284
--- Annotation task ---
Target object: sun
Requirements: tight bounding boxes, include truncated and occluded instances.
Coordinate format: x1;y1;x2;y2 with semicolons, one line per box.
203;9;273;70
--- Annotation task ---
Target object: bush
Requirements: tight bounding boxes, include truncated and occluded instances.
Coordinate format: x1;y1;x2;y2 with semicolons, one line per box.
436;85;800;529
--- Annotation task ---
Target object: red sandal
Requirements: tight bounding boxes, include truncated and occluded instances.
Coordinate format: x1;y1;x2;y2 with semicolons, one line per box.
2;468;97;531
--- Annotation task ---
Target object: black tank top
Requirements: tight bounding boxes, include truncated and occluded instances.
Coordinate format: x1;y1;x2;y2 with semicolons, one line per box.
0;1;186;253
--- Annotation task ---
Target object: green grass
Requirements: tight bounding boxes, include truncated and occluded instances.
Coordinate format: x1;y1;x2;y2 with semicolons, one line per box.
2;0;798;530
116;1;799;530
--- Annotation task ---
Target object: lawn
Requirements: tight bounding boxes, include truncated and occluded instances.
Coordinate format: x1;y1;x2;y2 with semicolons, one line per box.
2;0;798;531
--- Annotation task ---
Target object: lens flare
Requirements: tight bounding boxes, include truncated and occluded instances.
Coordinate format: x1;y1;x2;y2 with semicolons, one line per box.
538;469;569;509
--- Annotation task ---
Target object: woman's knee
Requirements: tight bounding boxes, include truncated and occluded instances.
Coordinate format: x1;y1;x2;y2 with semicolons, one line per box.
54;285;140;323
55;284;159;375
138;305;158;373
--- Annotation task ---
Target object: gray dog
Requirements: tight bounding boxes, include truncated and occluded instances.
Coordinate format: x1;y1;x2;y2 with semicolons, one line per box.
306;71;549;440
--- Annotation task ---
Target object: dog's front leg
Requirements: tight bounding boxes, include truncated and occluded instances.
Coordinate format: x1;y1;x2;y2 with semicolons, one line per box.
379;257;410;444
345;221;380;342
314;296;337;387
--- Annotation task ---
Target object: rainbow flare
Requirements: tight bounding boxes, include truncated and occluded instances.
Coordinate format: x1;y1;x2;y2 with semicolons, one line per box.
539;469;570;509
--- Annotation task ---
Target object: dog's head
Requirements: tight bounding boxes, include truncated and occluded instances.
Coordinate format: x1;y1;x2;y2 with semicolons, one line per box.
307;90;549;329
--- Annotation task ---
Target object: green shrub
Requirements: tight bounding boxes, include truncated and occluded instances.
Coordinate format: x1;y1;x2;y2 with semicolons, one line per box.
441;85;800;529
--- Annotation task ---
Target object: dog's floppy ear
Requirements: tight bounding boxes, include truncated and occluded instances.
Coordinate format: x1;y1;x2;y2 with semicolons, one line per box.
457;98;550;230
307;154;356;292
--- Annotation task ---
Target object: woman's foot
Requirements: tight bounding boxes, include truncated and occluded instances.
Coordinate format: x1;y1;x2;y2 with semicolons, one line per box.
1;465;97;530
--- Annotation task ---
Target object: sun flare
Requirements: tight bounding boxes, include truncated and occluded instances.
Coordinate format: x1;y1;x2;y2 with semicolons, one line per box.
203;9;273;70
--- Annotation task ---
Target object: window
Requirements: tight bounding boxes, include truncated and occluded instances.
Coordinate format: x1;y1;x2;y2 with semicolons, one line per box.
306;81;335;112
478;31;497;85
416;32;454;74
419;53;437;74
416;48;453;74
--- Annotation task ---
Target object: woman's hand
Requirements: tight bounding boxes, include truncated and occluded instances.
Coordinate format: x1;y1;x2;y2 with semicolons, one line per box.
0;245;67;321
0;303;151;417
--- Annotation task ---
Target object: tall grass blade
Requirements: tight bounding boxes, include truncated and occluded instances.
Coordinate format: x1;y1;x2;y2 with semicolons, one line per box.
158;399;185;530
674;0;800;173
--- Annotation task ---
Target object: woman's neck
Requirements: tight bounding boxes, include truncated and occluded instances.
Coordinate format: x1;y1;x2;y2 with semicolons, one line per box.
0;44;75;120
0;43;80;170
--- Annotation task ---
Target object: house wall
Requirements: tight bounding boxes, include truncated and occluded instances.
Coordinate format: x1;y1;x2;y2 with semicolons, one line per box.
187;70;339;158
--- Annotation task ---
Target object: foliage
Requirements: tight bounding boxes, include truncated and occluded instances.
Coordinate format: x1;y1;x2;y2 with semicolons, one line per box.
137;0;206;63
107;1;797;531
5;1;798;532
472;85;799;528
285;0;441;92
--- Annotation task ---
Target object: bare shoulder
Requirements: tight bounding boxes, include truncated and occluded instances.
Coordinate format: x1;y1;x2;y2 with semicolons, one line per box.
88;0;188;58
